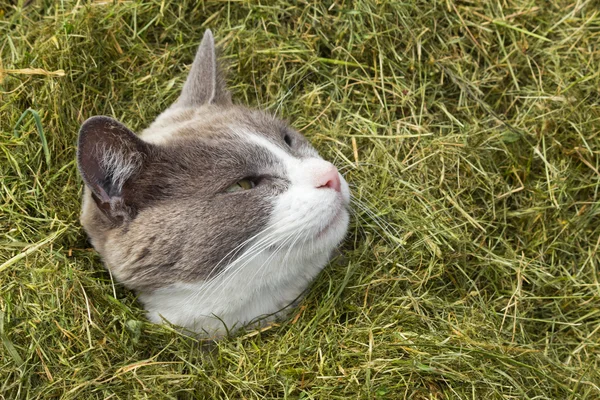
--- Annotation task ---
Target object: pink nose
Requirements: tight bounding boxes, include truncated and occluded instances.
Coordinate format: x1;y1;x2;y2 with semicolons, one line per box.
316;165;341;192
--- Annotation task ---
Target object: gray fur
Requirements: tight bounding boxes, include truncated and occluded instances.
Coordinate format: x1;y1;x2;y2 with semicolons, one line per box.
173;30;232;107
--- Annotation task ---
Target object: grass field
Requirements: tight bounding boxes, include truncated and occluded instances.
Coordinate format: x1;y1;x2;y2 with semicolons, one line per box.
1;0;600;398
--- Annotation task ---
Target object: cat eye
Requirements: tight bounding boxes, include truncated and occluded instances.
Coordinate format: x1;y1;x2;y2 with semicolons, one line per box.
283;134;292;147
226;178;256;193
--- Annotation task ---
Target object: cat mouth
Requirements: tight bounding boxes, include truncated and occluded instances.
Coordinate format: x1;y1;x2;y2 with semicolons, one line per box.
265;206;347;251
316;206;347;239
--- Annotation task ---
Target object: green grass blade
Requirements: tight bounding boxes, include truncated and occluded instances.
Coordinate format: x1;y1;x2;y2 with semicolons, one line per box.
0;311;24;367
13;108;51;167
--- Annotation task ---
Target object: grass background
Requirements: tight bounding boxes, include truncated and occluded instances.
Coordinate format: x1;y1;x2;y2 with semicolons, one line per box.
1;0;599;398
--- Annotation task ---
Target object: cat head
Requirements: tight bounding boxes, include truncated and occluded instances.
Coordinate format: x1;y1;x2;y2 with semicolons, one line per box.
77;30;350;293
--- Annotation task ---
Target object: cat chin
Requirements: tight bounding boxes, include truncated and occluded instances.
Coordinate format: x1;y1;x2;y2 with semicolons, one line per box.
316;206;349;240
139;230;338;338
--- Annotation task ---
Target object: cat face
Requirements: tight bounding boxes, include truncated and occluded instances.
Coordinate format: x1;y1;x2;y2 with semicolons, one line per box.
77;30;350;334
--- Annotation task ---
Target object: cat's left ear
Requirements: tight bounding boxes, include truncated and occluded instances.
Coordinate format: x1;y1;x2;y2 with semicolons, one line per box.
173;29;232;108
77;116;150;223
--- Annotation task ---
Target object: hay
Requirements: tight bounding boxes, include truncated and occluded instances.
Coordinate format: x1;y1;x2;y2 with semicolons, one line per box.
1;1;599;398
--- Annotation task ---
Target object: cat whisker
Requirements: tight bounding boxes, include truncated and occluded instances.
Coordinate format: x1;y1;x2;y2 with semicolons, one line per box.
350;198;403;248
204;224;289;282
252;230;300;290
273;72;314;117
352;199;400;235
204;230;299;315
202;223;285;283
187;226;294;307
270;230;305;285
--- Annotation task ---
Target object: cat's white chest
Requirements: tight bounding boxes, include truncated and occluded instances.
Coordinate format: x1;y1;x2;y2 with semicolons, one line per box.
138;250;330;338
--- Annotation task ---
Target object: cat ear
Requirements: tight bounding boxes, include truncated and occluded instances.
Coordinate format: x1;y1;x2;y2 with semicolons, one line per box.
77;116;149;222
174;29;232;108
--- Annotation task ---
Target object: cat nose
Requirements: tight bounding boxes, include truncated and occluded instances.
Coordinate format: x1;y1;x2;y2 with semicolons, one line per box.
315;164;341;192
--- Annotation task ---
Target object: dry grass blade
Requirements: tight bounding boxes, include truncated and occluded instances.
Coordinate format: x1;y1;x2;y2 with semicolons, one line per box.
1;0;599;398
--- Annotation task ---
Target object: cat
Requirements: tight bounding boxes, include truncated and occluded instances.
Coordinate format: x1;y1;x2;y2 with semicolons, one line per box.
77;30;350;338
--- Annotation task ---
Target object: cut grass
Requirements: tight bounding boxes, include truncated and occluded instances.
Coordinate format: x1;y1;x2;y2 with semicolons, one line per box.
1;0;599;398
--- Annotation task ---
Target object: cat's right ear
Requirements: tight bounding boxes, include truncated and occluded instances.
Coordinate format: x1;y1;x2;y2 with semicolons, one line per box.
77;116;149;223
173;29;232;108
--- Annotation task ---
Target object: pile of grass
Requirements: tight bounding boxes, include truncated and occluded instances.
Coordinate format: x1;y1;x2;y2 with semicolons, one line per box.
1;0;599;398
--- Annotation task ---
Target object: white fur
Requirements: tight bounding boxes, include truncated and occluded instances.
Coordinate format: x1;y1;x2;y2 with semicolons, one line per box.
99;145;142;191
140;241;336;337
138;126;350;338
139;108;188;144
